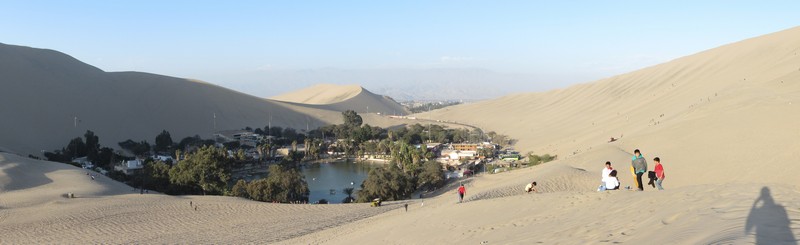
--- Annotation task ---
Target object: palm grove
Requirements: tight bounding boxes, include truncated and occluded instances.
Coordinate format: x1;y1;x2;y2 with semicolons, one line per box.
44;110;501;203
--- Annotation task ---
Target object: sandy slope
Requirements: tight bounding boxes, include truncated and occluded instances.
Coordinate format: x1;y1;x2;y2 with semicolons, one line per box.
418;26;800;188
271;83;410;116
0;44;412;157
3;26;800;244
0;152;404;243
270;84;365;104
281;26;800;244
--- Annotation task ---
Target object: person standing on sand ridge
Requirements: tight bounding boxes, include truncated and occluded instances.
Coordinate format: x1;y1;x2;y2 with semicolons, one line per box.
653;157;665;190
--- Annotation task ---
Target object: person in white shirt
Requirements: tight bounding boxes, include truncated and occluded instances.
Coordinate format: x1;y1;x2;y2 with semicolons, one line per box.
525;181;537;193
600;161;614;187
604;170;620;190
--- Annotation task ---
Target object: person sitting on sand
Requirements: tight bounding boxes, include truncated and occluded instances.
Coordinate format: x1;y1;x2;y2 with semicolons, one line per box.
605;170;620;190
525;181;538;193
601;161;613;184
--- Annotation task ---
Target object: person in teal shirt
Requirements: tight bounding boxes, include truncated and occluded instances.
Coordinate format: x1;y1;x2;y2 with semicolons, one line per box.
631;149;648;191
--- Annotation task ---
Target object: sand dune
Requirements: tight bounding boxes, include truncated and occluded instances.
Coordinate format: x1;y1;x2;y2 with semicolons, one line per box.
281;26;800;243
0;152;404;243
271;83;410;116
270;84;365;104
419;26;800;188
0;43;413;157
3;26;800;244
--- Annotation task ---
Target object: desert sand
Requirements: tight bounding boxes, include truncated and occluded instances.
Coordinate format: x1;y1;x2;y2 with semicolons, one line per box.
0;152;404;243
271;83;410;116
0;44;412;157
2;26;800;244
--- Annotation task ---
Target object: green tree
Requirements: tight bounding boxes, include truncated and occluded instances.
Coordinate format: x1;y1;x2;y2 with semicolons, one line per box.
260;163;309;202
236;149;247;162
357;165;414;202
230;179;249;198
246;178;273;202
303;138;312;160
169;145;232;195
417;160;445;191
138;160;172;193
84;130;100;163
66;137;86;159
342;187;355;203
342;110;363;128
155;130;174;153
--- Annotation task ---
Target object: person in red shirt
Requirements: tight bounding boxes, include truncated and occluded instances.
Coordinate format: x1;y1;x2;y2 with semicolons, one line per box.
457;184;466;203
654;157;665;190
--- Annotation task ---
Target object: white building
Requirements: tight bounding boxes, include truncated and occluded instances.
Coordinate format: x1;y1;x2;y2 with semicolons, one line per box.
115;159;144;175
152;155;175;163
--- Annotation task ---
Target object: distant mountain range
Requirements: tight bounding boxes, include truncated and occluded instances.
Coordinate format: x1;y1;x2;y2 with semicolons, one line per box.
211;68;561;102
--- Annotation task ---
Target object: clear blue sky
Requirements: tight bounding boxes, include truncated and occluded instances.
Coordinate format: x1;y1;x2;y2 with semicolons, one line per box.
2;1;799;94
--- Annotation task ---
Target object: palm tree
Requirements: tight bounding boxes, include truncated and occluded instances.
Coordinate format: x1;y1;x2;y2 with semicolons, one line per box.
342;187;355;203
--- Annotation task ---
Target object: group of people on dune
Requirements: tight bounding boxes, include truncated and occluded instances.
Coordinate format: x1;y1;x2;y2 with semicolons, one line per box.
455;149;666;204
600;149;665;191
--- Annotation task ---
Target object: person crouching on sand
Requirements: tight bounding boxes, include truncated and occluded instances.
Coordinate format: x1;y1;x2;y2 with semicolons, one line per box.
525;181;538;193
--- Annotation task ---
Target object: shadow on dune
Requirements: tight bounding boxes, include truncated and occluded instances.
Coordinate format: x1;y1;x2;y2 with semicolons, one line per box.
745;187;797;245
0;159;53;192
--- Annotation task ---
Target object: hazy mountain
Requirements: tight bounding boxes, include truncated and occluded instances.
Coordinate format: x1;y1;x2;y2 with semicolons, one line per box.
212;68;561;102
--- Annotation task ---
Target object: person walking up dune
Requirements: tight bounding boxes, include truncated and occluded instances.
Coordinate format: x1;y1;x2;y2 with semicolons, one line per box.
631;149;647;191
457;184;466;203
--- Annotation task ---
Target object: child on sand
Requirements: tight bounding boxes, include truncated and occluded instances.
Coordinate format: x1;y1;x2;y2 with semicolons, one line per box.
457;184;466;203
600;161;613;189
605;170;620;190
525;181;538;193
654;157;665;190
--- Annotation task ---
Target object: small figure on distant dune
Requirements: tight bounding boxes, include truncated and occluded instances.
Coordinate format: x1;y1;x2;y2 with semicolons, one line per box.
404;203;408;212
190;201;192;207
457;184;466;203
525;181;537;193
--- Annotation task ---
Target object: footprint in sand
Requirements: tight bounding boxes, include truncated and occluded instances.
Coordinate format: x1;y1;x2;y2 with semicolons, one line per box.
662;213;682;225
